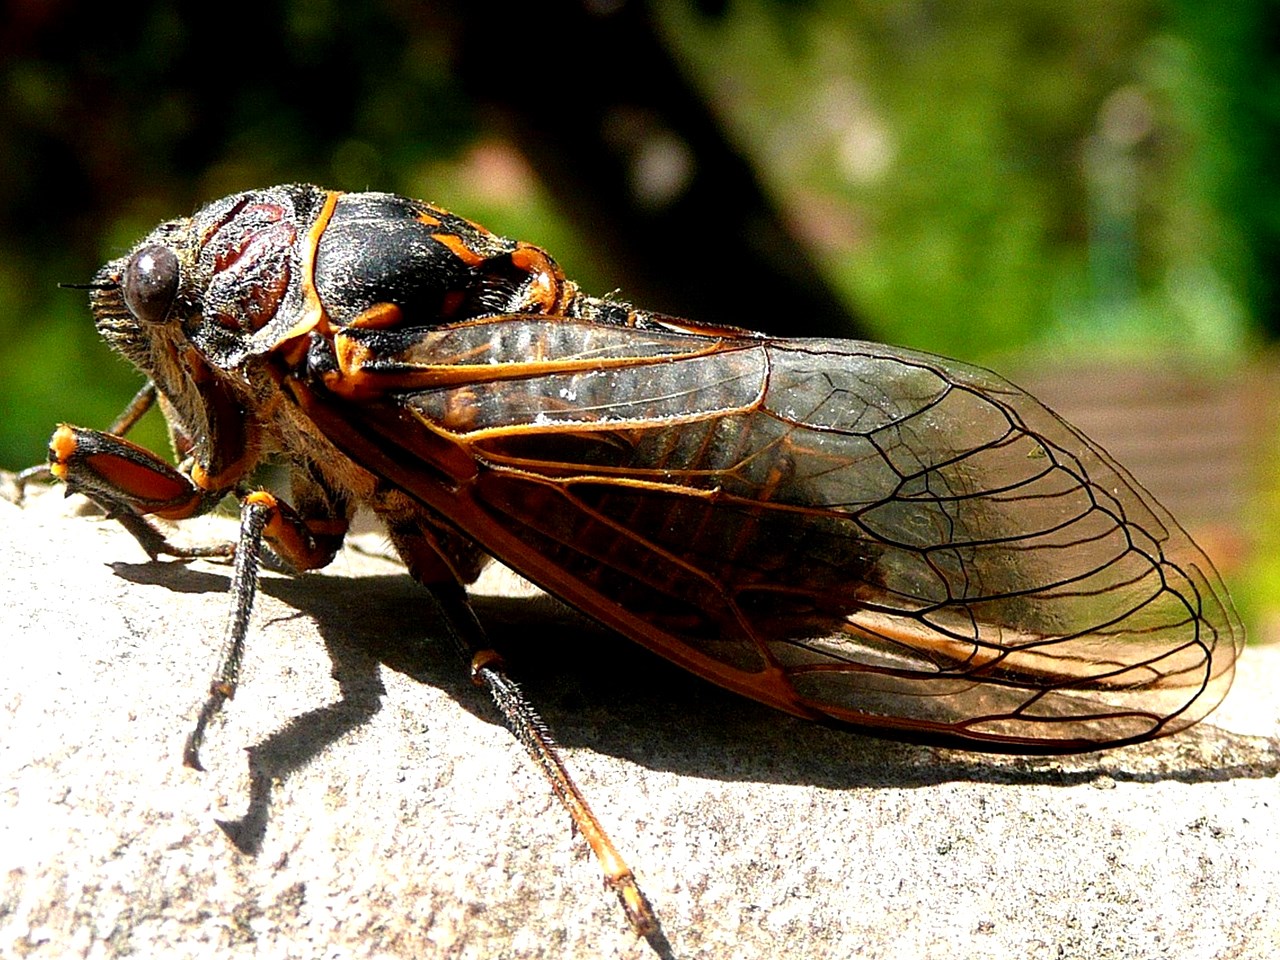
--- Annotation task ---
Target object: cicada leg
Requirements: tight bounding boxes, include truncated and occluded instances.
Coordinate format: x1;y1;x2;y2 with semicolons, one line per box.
182;489;350;769
43;416;353;769
44;422;233;560
427;582;660;939
104;381;160;436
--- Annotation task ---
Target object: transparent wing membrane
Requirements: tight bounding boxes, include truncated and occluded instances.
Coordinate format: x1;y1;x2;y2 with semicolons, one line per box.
327;318;1241;751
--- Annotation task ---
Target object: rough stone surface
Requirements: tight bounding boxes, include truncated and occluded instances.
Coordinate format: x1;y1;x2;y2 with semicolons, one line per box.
1;485;1277;959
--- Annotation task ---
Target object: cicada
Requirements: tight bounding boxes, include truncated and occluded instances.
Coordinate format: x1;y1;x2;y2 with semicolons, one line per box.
30;185;1242;936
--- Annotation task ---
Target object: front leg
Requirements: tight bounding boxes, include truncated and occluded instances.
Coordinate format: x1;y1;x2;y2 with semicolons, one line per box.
45;414;352;765
45;423;231;559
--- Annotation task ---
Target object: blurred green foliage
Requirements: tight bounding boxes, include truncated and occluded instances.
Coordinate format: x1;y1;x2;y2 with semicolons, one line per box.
0;0;1274;625
663;0;1270;363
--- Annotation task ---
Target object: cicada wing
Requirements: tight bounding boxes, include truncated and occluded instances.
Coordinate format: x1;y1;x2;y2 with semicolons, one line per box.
301;317;1242;752
750;339;1241;747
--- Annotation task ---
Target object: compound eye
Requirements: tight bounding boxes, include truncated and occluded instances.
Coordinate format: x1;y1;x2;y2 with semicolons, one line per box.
122;245;179;324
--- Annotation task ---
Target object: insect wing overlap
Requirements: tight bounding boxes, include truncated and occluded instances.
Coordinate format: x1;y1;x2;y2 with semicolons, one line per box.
294;309;1241;752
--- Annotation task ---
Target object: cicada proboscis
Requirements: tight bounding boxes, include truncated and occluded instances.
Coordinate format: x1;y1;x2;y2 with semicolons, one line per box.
20;185;1242;937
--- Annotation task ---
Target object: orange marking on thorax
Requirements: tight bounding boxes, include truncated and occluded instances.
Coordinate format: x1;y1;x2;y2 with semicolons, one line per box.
348;302;405;329
254;190;342;351
296;190;342;336
431;231;486;267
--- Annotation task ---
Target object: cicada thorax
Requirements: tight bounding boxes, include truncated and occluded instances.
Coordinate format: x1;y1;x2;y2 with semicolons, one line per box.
313;192;579;325
200;203;297;334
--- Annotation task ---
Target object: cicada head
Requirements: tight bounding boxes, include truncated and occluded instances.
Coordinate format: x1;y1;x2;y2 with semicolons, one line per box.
86;186;335;476
93;186;337;370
